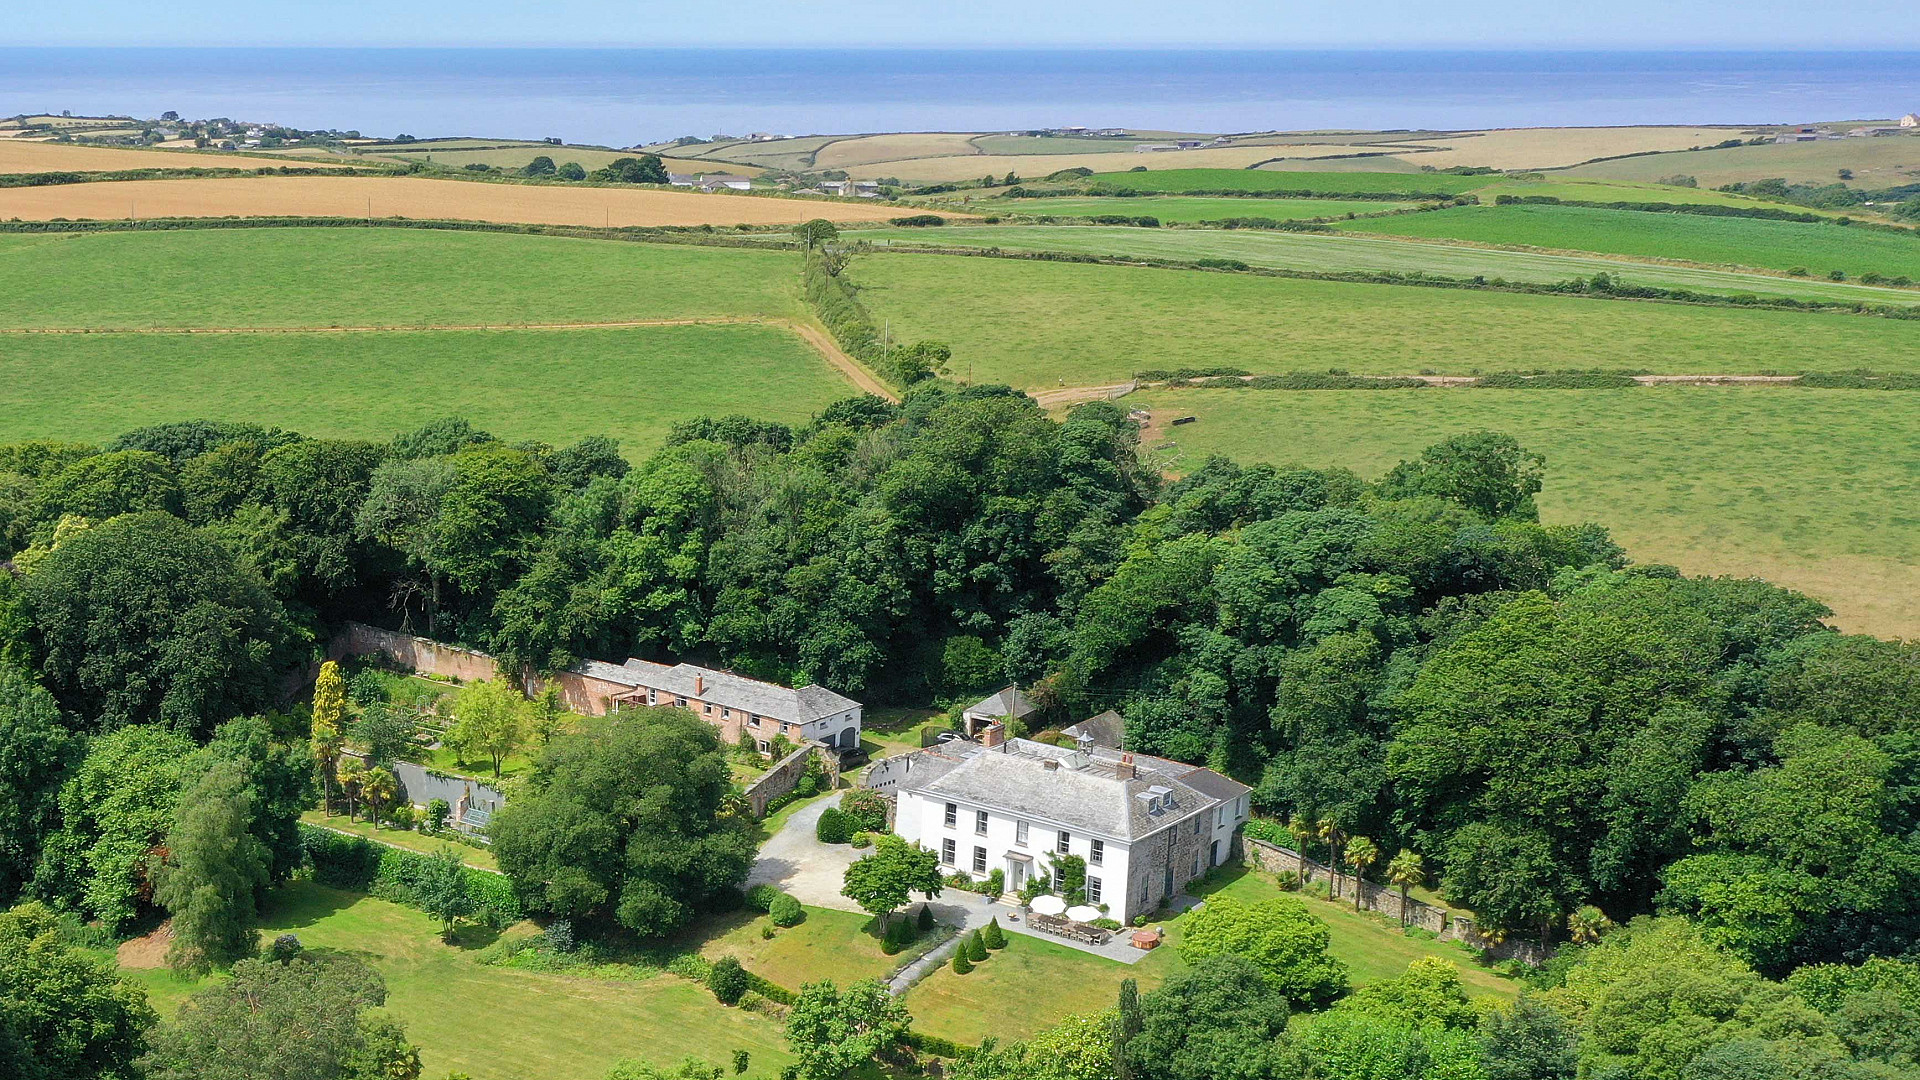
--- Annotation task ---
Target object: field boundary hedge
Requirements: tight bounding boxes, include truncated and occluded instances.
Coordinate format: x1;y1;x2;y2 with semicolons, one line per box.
0;165;401;187
0;214;800;249
1007;183;1467;201
299;821;522;924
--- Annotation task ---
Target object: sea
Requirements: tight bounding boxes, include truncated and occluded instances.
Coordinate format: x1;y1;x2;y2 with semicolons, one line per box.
3;48;1920;146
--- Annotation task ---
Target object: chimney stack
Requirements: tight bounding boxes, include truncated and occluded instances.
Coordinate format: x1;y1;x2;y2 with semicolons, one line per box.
1115;753;1136;781
981;722;1005;749
695;673;705;696
1043;759;1060;771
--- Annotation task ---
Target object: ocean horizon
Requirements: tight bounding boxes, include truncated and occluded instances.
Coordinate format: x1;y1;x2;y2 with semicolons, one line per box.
4;47;1920;146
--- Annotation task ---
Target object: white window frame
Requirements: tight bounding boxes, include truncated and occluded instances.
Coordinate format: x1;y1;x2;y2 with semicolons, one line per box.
944;803;957;828
1015;821;1029;846
1090;839;1104;866
973;846;987;873
975;809;989;835
942;838;955;865
1088;876;1102;903
1057;830;1071;854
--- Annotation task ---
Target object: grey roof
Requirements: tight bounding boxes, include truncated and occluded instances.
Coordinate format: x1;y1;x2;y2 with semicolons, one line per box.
1062;710;1125;750
907;738;1237;841
965;685;1038;719
601;659;860;724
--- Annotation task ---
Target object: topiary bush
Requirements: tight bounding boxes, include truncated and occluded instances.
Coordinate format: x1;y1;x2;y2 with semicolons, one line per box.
709;956;749;1005
918;904;935;932
745;884;782;912
952;948;972;974
768;893;805;928
816;807;852;844
881;916;910;955
982;918;1006;950
966;929;988;962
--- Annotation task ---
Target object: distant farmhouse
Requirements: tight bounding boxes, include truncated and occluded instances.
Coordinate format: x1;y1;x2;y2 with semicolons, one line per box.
666;172;753;191
1903;113;1920;128
572;658;863;755
870;721;1250;922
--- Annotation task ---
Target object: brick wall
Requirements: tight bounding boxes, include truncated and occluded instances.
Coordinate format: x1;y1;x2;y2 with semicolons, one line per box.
338;622;499;684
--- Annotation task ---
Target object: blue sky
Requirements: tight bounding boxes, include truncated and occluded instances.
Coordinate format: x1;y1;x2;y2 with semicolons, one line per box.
35;0;1920;49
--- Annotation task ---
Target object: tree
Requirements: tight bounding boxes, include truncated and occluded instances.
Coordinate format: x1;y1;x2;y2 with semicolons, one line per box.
1344;835;1379;910
33;449;182;521
523;154;556;176
311;661;347;813
24;511;293;732
783;978;911;1080
1567;904;1613;944
1287;816;1315;883
1127;955;1290;1080
416;847;474;941
151;759;271;975
1317;817;1346;896
708;955;749;1004
592;155;669;184
0;668;81;904
360;766;397;828
351;702;416;767
529;683;569;744
1386;849;1425;927
448;679;529;778
838;788;889;834
794;219;839;248
141;951;421;1080
967;928;988;962
336;757;365;821
1482;997;1578;1080
489;708;755;937
1176;895;1348;1009
952;948;972;974
35;725;194;928
556;161;587;181
0;901;155;1080
1378;430;1545;520
983;917;1006;949
840;833;943;928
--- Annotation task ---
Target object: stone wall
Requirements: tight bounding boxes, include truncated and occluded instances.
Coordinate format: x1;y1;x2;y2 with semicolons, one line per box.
743;742;841;818
338;622;499;684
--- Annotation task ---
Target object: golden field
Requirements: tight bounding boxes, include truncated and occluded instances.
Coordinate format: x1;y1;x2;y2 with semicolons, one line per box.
0;138;350;173
0;176;940;227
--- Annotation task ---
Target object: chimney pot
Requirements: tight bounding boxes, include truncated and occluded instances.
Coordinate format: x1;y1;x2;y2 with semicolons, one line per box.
981;722;1005;748
1116;752;1136;781
695;673;704;695
1043;759;1060;771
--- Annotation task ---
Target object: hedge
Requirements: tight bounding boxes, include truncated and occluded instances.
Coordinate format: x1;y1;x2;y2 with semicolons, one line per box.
1472;373;1640;389
905;1031;977;1058
299;822;522;924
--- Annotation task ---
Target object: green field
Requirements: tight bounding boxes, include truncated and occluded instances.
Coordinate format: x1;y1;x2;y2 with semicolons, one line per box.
852;253;1920;387
123;883;798;1080
0;323;854;452
854;225;1918;304
987;196;1416;222
1563;134;1920;189
1466;177;1847;211
0;228;799;328
1126;386;1920;639
1083;168;1492;195
1341;204;1920;279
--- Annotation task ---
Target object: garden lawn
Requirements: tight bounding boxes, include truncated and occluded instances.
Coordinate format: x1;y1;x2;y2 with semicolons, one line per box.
299;810;499;871
853;253;1920;387
1126;385;1920;640
854;226;1916;305
0;323;856;454
1082;168;1490;196
1340;203;1920;280
692;905;921;990
0;227;800;328
992;196;1414;223
124;882;798;1080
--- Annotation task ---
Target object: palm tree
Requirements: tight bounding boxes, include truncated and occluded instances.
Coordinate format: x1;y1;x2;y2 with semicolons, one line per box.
1567;905;1614;945
1286;816;1315;883
1386;850;1426;928
1316;818;1346;900
336;758;365;822
1345;836;1380;911
361;767;398;830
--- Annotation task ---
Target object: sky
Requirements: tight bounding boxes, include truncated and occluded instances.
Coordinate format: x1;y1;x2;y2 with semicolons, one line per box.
31;0;1920;50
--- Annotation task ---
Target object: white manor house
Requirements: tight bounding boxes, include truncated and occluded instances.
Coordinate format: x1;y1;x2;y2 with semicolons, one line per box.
874;723;1250;923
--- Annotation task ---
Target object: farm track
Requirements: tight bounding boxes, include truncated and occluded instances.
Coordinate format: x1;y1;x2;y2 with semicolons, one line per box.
1036;373;1812;409
0;315;901;403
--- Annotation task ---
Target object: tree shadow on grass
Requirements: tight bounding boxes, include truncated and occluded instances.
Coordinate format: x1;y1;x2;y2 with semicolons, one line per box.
260;881;359;932
448;921;503;951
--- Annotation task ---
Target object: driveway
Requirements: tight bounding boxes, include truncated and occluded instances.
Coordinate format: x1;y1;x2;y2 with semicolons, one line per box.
746;796;865;912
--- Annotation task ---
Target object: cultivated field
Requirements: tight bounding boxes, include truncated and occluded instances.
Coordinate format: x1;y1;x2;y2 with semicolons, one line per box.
1347;126;1746;170
1123;385;1920;638
0;137;348;173
1563;132;1920;188
344;143;744;175
853;225;1920;304
841;144;1360;182
1341;204;1920;279
0;175;927;226
1465;177;1845;210
852;252;1920;387
1081;168;1493;195
982;195;1416;222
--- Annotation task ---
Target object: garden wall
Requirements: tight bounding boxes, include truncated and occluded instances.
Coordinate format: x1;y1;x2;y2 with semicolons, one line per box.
743;742;841;817
338;622;498;683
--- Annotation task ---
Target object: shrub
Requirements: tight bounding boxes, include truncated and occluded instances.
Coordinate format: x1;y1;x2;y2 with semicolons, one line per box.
300;822;521;925
709;956;750;1004
745;884;781;912
1091;918;1124;931
666;952;713;981
761;925;775;940
881;916;910;955
850;832;872;849
984;869;1004;896
425;797;451;830
387;803;415;831
890;214;946;227
952;949;972;974
967;929;988;962
917;904;935;933
733;1050;751;1075
768;893;805;928
982;918;1006;950
544;918;575;953
794;775;819;799
816;807;852;844
839;789;890;833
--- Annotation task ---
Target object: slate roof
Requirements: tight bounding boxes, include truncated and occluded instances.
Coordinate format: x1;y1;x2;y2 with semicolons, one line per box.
1062;710;1125;750
907;737;1242;842
590;658;860;724
965;685;1038;719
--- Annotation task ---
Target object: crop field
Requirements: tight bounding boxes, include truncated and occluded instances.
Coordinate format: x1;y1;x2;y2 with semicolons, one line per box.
851;225;1920;304
364;145;738;174
1341;204;1920;279
0;323;853;451
0;137;347;173
0;175;928;226
1355;126;1743;170
1081;168;1493;195
1124;385;1920;638
1465;177;1840;210
1564;133;1920;189
843;144;1354;182
0;228;800;327
810;132;988;169
986;195;1416;222
969;133;1174;155
852;252;1920;386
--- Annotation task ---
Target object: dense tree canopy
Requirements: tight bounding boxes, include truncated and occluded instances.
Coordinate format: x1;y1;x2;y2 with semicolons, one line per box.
0;901;154;1080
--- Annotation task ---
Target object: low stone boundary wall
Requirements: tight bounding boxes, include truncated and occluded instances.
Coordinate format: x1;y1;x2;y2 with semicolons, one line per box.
743;742;842;818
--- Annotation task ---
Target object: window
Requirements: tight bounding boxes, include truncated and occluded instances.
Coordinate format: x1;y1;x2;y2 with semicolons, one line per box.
942;838;955;865
1015;821;1029;846
1087;876;1102;903
722;708;731;719
1192;853;1202;878
647;689;658;704
943;803;957;828
1057;830;1071;854
1053;864;1066;891
1193;816;1204;835
1090;839;1104;866
756;740;769;752
703;703;713;715
674;696;686;708
975;810;989;835
973;846;987;873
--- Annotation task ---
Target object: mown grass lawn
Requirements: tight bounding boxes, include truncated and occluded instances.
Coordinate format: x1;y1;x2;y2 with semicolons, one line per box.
1340;203;1920;280
123;882;798;1080
0;227;801;329
690;905;936;991
853;253;1920;389
1126;385;1920;640
299;810;499;871
0;323;856;453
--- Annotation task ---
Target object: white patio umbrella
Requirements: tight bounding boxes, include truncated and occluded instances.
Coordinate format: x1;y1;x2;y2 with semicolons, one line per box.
1029;894;1067;916
1065;905;1103;923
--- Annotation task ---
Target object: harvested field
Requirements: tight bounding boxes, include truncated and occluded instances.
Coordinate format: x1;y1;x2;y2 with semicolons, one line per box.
357;145;743;175
985;196;1415;222
0;138;347;173
0;175;934;226
1564;134;1920;188
1360;126;1743;170
811;133;986;169
1082;168;1491;195
842;144;1360;182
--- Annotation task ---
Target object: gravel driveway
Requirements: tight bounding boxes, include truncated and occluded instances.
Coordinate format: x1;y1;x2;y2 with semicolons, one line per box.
746;796;865;912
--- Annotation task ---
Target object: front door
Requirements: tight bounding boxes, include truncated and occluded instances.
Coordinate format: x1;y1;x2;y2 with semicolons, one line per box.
1008;860;1026;890
1211;839;1221;866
